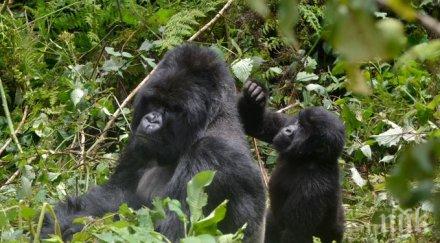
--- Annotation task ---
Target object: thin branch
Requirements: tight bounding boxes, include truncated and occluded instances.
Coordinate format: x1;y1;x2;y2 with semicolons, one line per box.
253;138;269;189
188;0;235;41
86;0;235;155
79;131;85;166
0;0;7;14
0;78;23;153
417;14;440;37
0;170;20;190
0;106;28;156
376;0;440;37
0;105;28;190
17;1;81;30
276;100;300;113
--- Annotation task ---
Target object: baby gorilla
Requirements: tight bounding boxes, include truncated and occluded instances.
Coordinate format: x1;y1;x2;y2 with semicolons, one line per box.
238;81;345;243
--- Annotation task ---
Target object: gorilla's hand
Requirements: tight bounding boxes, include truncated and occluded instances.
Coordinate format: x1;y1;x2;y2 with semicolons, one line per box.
243;80;266;107
40;199;85;241
41;220;83;241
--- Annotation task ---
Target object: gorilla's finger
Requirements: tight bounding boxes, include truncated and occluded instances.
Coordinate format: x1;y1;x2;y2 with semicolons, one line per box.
249;82;257;93
244;80;252;90
251;86;262;98
256;92;266;103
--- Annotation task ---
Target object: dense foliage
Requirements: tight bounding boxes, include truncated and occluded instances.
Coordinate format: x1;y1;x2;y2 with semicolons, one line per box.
0;0;439;242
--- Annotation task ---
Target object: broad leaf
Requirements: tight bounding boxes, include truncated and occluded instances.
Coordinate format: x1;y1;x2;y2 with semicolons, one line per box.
396;40;440;69
181;234;216;243
71;88;85;106
350;167;366;187
296;71;318;82
192;200;228;235
360;145;372;160
231;58;253;83
187;170;216;223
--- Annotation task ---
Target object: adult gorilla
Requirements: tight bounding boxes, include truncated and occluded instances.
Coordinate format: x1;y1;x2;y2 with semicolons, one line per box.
42;44;266;242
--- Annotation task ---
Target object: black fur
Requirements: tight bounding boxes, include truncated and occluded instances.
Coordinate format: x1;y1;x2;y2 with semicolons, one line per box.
238;81;345;243
42;45;266;242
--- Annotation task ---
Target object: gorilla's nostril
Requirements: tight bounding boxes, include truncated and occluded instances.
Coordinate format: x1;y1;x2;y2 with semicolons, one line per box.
282;124;298;136
145;112;160;123
283;128;293;135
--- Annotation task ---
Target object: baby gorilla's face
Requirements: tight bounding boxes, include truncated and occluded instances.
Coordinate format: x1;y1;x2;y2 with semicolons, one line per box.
273;107;345;160
273;118;300;152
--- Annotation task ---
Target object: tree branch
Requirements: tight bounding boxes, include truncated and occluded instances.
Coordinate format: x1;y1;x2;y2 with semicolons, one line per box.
376;0;440;37
188;0;235;41
417;14;440;37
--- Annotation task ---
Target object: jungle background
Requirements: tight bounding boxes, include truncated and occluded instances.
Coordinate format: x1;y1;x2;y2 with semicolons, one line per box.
0;0;439;242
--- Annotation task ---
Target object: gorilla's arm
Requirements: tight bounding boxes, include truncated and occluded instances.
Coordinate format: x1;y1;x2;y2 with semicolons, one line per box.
238;81;291;143
41;148;145;239
156;137;265;242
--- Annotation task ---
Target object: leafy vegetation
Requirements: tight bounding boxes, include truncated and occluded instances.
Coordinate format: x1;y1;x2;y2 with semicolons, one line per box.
0;0;439;242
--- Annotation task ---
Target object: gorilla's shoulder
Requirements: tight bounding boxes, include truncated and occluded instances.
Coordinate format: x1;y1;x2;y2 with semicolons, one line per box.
161;44;227;75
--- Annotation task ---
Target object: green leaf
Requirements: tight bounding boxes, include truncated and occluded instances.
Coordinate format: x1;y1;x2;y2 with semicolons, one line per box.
186;170;216;223
94;232;122;242
360;144;372;160
181;234;216;243
376;18;407;58
305;84;326;95
105;47;121;57
295;71;318;82
387;139;439;208
371;120;422;147
217;224;246;243
304;56;317;72
70;88;85;106
193;200;228;235
386;0;417;20
247;0;270;18
325;1;392;62
139;40;154;52
396;40;440;69
341;104;362;134
102;57;126;73
165;198;187;223
231;58;253;83
268;67;283;75
20;176;32;198
136;208;154;230
278;0;299;44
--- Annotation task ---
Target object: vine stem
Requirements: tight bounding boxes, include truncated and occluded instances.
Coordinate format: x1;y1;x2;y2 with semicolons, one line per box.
0;106;28;156
86;0;235;155
0;78;22;153
253;138;269;189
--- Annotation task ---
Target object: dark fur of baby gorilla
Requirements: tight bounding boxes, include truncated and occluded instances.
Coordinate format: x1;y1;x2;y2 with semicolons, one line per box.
238;81;345;243
41;45;266;242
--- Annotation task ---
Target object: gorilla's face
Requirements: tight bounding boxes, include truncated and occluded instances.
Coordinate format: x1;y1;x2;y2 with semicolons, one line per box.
273;107;345;161
128;44;232;165
130;73;217;165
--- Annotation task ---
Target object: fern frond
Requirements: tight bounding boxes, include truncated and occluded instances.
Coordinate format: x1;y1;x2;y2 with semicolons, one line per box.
156;10;206;50
299;5;323;32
